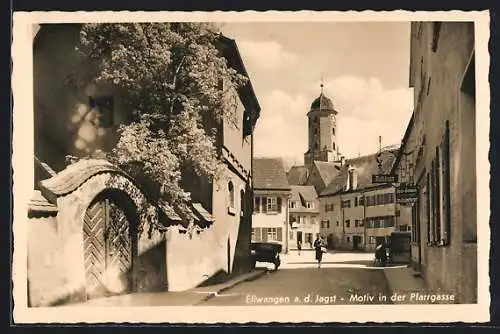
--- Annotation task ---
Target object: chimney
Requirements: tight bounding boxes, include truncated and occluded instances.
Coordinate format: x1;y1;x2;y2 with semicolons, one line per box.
333;155;346;169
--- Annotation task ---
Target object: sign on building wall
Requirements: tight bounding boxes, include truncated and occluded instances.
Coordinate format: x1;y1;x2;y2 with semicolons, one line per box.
396;183;418;204
372;174;398;184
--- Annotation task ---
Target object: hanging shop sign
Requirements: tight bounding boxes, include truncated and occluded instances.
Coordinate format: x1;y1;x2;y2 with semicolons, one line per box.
372;174;398;184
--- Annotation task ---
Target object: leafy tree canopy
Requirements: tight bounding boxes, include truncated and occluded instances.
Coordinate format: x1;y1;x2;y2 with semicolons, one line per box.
78;22;248;222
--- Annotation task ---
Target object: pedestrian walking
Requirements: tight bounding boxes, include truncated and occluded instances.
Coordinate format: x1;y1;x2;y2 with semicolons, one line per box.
314;236;324;268
297;240;302;256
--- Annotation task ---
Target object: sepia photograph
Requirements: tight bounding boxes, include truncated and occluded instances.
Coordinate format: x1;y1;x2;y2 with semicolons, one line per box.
11;10;490;323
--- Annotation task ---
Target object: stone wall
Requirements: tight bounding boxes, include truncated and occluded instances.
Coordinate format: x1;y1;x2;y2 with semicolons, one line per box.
27;171;166;307
165;164;252;291
410;22;476;303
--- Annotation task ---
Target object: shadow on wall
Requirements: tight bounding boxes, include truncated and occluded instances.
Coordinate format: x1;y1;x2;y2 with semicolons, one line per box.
134;238;168;293
35;238;168;307
196;269;231;287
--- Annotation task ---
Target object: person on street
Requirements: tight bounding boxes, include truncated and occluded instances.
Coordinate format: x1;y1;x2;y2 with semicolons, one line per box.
314;236;324;268
297;240;302;256
375;241;387;267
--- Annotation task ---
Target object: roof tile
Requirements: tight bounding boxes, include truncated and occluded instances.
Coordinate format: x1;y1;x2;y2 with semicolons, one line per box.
253;158;290;190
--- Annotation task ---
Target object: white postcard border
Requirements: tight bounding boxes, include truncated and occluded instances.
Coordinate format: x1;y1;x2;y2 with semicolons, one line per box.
11;10;491;323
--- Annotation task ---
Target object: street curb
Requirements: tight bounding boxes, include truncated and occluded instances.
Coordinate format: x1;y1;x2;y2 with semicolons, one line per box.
382;266;427;294
193;269;268;305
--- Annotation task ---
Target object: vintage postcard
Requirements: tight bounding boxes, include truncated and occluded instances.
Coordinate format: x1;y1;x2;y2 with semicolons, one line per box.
11;10;490;323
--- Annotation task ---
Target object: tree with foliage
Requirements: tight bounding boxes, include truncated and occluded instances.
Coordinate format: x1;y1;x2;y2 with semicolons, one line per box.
78;23;248;223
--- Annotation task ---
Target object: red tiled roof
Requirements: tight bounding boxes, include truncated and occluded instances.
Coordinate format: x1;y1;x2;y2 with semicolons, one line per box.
313;161;341;187
287;165;308;185
39;159;125;203
28;190;58;218
253;158;290;190
290;185;317;202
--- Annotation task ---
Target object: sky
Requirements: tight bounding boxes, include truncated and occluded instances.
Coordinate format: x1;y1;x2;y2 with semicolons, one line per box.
221;22;414;167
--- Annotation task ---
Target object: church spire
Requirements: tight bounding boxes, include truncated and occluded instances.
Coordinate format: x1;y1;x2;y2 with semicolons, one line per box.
320;73;324;95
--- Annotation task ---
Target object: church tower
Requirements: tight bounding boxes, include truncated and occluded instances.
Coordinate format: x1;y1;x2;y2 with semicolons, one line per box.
304;83;340;169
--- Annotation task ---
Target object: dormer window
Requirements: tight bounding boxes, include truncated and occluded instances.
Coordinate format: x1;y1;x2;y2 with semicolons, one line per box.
347;166;357;190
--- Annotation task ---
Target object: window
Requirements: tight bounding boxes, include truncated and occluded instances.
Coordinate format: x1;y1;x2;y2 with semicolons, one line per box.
240;190;245;217
267;228;278;241
354;219;359;228
325;203;334;212
332;142;336;150
369;236;376;244
89;96;114;128
253;197;261;213
306;202;313;209
358;196;364;206
266;227;282;242
354;197;358;207
346;236;350;243
427;123;451;247
243;110;252;137
431;22;442;52
289;231;294;240
252;228;261;242
290;201;297;209
332;128;335;135
267;197;277;213
341;200;351;208
321;220;330;229
359;219;364;227
345;220;350;228
218;77;225;91
228;182;235;208
336;221;339;227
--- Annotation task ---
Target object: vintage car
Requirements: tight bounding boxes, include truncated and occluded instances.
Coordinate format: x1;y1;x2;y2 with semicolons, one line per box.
250;242;282;270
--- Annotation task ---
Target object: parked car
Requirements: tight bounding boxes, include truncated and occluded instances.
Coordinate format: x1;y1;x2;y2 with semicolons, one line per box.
250;242;282;271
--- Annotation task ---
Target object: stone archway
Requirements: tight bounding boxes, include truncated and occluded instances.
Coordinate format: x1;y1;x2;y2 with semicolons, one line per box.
35;159;166;306
83;189;139;300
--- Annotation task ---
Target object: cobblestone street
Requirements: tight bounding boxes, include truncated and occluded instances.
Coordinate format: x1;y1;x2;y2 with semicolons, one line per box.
200;251;394;306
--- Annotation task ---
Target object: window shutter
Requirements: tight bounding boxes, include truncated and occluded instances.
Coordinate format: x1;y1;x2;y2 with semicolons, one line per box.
442;122;451;245
254;227;259;241
262;228;268;241
277;197;282;213
277;227;282;241
427;173;432;244
429;161;434;243
262;197;267;213
436;147;442;243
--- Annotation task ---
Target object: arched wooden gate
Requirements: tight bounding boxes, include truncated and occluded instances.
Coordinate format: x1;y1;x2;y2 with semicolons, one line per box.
83;190;138;300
